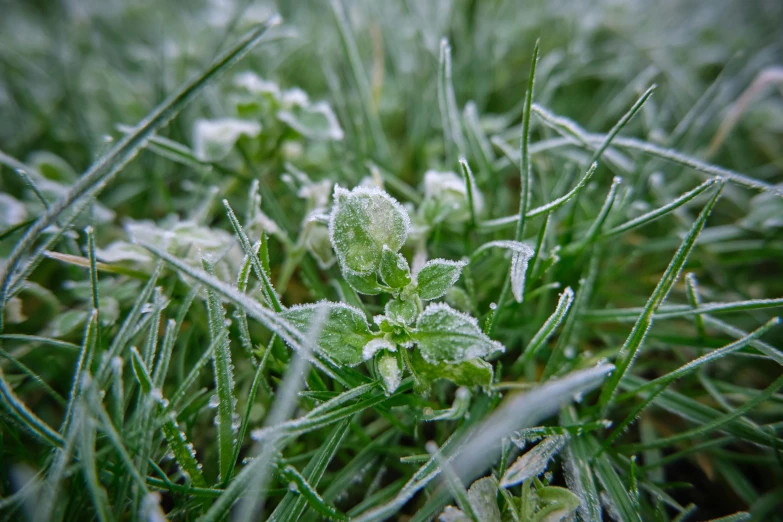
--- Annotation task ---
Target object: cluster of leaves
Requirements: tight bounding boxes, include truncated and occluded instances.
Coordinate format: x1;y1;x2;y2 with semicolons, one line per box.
2;1;783;522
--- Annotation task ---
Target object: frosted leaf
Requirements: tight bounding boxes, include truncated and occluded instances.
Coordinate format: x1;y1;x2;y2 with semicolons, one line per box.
438;506;471;522
329;186;410;275
362;338;396;361
192;118;261;162
0;194;28;228
421;170;484;225
277;101;344;141
500;435;568;488
413;303;504;364
467;477;501;522
280;301;373;366
415;259;466;300
379;246;412;289
378;353;402;395
410;349;493;392
384;298;418;326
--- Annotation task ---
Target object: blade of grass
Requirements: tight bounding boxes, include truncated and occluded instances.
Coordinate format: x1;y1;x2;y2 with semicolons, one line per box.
129;347;207;488
137;241;347;383
588;85;656;165
702;314;783;366
223;199;282;312
598;318;779;455
329;0;389;158
426;440;479;522
584;299;783;322
438;39;467;162
620;373;783;452
488;40;538;336
512;286;574;373
561;407;603;522
458;158;478;227
78;405;113;522
202;257;237;485
209;305;326;522
601;178;719;239
278;465;349;521
598;181;725;413
619;375;781;448
0;348;66;406
270;418;351;521
478;161;596;232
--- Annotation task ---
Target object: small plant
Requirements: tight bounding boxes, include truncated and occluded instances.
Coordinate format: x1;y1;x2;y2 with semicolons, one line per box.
282;184;503;395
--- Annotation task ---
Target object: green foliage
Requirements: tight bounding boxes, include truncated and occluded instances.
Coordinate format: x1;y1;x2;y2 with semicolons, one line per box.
1;1;783;521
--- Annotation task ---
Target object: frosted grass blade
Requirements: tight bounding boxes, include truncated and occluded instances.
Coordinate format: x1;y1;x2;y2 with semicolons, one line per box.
598;181;725;413
202;257;236;484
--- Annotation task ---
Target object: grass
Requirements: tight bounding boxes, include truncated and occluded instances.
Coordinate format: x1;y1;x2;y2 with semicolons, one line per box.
2;1;783;521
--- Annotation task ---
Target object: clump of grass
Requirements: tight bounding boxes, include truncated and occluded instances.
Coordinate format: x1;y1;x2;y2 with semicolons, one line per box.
2;1;783;521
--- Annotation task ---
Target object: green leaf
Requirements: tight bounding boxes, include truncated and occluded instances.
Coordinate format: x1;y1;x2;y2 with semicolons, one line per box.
281;302;374;366
413;303;503;364
343;270;385;295
415;259;466;301
329;186;410;275
410;348;493;391
378;352;402;395
385;298;418;326
380;246;412;289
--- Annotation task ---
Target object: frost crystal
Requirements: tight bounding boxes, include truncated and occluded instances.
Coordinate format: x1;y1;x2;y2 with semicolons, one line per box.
329;186;410;275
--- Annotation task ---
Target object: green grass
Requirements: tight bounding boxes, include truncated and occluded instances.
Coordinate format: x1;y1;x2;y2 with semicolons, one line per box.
2;1;783;521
